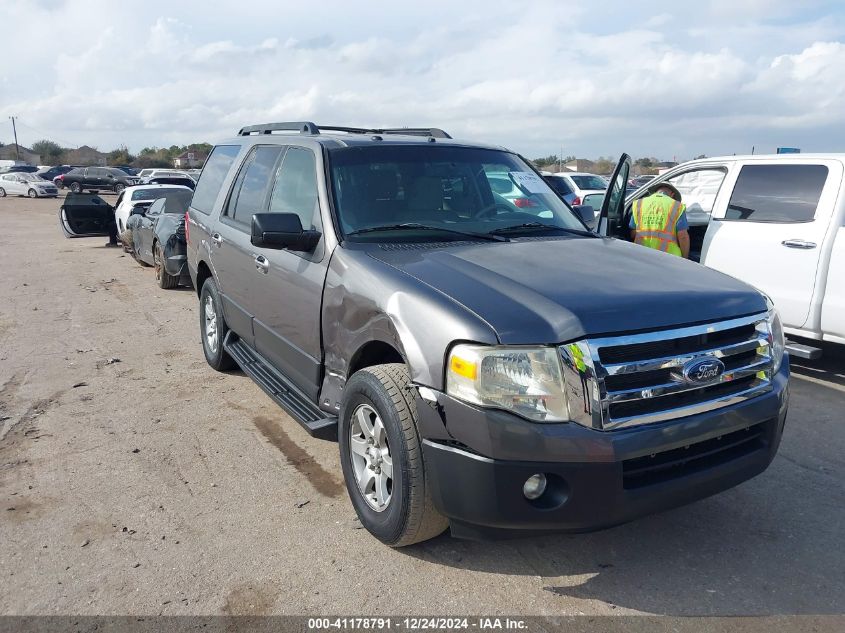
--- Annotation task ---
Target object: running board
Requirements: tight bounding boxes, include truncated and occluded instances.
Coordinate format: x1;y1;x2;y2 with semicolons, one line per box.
786;340;822;360
224;333;337;440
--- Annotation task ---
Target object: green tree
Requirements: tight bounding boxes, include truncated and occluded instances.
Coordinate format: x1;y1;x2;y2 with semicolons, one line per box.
31;139;64;164
108;144;135;166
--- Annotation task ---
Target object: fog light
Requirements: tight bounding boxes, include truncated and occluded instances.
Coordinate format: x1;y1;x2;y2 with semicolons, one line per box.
523;473;547;500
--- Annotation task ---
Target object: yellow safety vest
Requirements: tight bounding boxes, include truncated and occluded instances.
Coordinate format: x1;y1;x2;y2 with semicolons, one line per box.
632;194;685;257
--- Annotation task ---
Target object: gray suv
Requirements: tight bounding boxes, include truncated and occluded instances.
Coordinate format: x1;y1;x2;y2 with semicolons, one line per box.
187;122;789;546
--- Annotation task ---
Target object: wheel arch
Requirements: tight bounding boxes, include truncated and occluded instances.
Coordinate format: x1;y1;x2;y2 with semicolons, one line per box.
195;259;213;297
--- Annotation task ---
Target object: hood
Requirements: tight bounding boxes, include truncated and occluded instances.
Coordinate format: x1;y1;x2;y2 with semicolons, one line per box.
367;237;767;344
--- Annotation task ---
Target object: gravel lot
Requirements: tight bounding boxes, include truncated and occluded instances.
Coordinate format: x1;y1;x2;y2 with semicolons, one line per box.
0;194;843;617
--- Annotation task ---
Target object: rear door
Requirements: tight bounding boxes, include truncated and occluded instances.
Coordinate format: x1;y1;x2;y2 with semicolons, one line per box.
596;154;632;237
59;193;113;237
702;159;843;329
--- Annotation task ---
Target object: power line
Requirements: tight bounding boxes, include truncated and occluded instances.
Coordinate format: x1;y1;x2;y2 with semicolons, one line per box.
12;119;79;150
9;117;20;159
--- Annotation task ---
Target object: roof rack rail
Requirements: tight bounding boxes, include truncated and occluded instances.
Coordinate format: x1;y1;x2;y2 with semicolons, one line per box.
238;122;320;136
237;122;452;139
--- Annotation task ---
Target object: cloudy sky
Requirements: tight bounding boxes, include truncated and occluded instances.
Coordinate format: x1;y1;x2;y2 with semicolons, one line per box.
2;0;844;161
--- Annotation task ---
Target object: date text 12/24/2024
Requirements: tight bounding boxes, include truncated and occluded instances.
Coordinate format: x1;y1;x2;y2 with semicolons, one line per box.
307;618;528;630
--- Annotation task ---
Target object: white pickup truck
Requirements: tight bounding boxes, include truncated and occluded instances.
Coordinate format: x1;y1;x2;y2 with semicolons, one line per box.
608;154;845;358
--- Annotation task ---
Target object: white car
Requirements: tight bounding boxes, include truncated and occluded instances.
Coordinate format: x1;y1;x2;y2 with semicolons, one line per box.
0;172;59;198
113;184;193;234
552;172;608;206
139;169;195;184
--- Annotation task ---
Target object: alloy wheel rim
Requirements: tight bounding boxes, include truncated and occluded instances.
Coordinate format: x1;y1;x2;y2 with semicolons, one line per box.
204;295;218;353
349;404;393;512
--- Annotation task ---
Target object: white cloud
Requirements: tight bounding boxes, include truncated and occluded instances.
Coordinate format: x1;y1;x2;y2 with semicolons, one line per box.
1;0;844;159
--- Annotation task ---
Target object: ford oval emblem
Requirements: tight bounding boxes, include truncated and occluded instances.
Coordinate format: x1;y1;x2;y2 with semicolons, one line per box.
682;358;725;384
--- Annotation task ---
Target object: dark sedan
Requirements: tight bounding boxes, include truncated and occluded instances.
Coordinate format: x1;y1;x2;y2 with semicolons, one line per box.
59;166;140;194
127;188;193;289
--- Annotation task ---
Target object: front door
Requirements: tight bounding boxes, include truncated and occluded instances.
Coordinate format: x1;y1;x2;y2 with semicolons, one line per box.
59;193;114;237
251;146;329;399
701;159;843;329
597;153;632;237
210;144;284;347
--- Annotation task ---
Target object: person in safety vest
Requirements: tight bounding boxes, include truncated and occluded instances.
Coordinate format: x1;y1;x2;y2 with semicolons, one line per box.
629;182;690;258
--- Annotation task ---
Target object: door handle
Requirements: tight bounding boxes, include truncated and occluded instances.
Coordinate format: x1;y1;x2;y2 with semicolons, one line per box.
211;233;223;246
781;239;817;249
254;255;269;274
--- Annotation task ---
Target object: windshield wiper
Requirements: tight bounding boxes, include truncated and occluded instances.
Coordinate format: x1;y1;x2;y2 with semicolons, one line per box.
489;222;595;237
346;223;508;242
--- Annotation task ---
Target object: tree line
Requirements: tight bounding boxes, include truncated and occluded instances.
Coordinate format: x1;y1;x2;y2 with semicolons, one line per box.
28;139;212;168
531;154;707;174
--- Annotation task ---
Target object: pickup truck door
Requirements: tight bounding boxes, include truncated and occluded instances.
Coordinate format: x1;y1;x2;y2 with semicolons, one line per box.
597;153;632;237
59;193;114;237
250;146;329;400
701;159;843;329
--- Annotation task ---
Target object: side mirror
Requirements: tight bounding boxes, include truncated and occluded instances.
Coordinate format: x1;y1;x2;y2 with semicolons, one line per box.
572;204;596;228
251;213;321;252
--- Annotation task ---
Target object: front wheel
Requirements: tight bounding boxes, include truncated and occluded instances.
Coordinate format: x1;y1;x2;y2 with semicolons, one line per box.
339;364;448;547
27;188;37;198
0;188;6;197
69;182;81;194
199;277;235;371
114;183;125;195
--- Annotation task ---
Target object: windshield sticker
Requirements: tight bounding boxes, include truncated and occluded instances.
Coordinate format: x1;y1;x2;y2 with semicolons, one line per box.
509;171;547;194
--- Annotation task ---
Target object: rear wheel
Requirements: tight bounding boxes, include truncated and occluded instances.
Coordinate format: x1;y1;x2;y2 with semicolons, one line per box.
69;182;81;194
154;241;178;289
339;363;448;547
199;278;235;371
27;189;37;198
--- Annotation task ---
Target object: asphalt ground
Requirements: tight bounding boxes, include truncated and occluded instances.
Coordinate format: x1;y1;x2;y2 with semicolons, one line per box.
0;193;843;617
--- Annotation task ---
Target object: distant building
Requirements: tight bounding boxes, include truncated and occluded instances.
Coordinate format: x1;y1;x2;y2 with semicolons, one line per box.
0;144;41;166
563;159;596;173
173;150;208;169
64;145;107;166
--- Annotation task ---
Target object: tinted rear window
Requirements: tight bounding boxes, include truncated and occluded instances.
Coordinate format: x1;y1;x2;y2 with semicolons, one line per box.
725;164;828;222
132;187;185;201
191;145;241;215
544;175;574;196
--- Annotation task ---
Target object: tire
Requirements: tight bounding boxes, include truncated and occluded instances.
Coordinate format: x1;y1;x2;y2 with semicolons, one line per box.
339;363;448;547
69;182;81;194
199;277;235;371
27;189;37;198
154;241;178;289
0;188;5;197
114;183;125;195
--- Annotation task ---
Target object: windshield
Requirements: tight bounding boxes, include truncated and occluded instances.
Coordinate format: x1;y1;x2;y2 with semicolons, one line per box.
570;175;608;190
328;145;586;239
21;174;44;182
131;187;187;202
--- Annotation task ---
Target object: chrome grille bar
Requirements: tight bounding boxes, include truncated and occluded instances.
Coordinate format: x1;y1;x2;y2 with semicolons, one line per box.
560;312;774;431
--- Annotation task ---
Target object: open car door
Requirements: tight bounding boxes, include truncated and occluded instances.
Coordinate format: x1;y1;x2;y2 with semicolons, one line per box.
59;193;114;238
596;153;632;237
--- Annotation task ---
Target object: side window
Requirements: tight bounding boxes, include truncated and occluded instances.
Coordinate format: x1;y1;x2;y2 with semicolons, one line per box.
268;147;320;229
725;164;828;222
228;146;283;226
666;168;726;215
191;144;240;215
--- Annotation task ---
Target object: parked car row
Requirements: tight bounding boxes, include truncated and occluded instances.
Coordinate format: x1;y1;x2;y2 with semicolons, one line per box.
0;172;59;198
60;184;194;290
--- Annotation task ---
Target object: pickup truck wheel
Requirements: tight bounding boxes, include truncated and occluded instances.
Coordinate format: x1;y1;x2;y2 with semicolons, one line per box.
339;363;448;547
199;278;235;371
69;182;81;194
154;242;178;289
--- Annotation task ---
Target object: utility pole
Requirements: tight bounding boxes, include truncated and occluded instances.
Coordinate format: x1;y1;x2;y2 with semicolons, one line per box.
9;116;20;159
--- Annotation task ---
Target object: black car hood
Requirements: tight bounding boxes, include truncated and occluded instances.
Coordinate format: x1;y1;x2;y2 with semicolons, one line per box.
367;237;767;344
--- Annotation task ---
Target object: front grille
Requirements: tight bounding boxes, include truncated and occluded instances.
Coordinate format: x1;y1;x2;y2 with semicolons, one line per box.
560;313;774;431
622;422;769;489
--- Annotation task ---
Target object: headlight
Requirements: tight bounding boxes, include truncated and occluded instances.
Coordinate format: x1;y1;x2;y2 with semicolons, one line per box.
766;308;785;373
446;344;567;422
